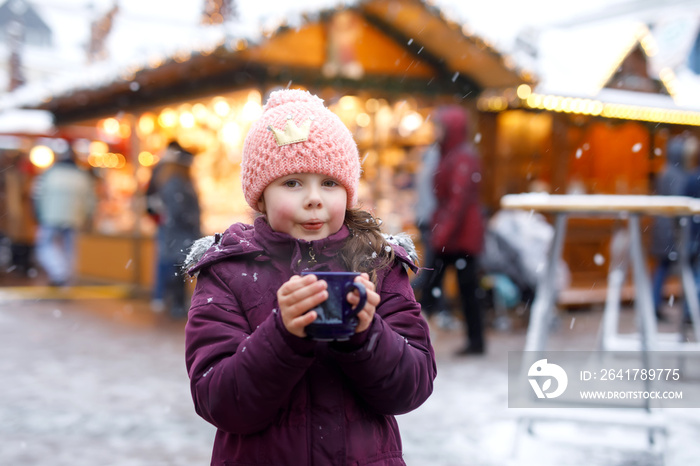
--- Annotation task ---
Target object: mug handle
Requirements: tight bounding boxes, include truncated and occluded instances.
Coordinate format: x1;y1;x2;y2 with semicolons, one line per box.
345;281;367;315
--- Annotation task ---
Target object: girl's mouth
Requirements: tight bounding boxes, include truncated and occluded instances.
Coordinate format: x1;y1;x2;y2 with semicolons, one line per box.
302;222;323;230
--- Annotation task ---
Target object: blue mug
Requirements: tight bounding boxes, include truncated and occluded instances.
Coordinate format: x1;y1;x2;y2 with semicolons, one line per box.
301;271;367;341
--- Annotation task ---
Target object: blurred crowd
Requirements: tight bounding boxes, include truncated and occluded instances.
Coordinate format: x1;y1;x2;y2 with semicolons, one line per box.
2;110;700;345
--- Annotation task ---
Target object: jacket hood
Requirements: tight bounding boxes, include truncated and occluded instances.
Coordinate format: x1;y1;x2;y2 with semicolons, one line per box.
436;105;470;156
184;217;418;276
183;225;259;276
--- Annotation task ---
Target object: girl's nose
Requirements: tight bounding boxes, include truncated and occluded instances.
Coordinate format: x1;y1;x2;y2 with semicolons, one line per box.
305;185;323;208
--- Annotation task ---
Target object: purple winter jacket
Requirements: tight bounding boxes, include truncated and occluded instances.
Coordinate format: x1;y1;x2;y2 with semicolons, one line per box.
185;217;436;465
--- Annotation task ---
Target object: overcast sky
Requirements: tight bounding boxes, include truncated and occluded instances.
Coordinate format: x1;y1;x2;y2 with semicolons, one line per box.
27;0;623;64
6;0;698;113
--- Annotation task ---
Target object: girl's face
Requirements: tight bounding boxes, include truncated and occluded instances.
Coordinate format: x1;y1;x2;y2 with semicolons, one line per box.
257;173;347;241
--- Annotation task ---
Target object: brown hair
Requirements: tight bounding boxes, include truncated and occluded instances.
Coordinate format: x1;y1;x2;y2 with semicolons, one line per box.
339;208;395;285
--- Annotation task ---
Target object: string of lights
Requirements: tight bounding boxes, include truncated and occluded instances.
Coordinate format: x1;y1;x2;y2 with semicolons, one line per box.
478;85;700;127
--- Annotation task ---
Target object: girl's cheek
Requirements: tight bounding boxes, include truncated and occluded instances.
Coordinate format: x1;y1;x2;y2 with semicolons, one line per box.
271;201;295;219
267;205;290;222
331;207;346;232
266;204;294;232
331;200;346;218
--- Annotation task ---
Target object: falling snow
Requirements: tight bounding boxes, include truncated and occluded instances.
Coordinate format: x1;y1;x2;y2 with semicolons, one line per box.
3;284;700;465
4;0;700;462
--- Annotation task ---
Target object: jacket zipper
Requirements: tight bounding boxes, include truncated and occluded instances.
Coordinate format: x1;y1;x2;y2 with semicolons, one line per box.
296;245;317;268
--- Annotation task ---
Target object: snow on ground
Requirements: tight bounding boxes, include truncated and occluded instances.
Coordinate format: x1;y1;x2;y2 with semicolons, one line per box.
1;295;699;465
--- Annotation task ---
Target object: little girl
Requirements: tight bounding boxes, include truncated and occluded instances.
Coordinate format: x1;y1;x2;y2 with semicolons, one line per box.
184;89;436;465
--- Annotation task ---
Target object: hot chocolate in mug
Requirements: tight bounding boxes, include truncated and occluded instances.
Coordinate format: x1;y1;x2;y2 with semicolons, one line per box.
300;271;367;341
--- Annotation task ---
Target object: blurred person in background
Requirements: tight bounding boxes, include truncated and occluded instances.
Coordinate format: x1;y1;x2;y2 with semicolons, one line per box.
146;141;179;311
419;105;486;355
681;134;700;325
412;141;454;329
32;142;96;286
1;151;38;276
147;141;201;318
651;135;692;321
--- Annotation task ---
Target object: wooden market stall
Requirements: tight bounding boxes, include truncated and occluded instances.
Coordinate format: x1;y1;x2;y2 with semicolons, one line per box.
477;24;700;292
16;0;529;289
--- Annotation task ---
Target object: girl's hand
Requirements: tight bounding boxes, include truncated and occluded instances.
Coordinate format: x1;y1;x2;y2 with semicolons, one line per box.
348;273;380;334
277;275;327;338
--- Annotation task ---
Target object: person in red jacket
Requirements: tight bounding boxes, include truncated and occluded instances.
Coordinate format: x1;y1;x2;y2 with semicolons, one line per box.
183;89;436;465
419;105;486;355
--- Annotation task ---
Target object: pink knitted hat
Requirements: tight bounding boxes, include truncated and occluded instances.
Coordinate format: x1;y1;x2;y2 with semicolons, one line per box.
241;89;360;212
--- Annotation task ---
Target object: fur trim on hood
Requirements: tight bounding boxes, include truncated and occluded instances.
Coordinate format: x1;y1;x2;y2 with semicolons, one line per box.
383;232;418;268
182;234;219;276
182;230;418;277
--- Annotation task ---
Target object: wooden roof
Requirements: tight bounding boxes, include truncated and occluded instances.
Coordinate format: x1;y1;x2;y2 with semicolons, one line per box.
361;0;531;89
35;0;531;124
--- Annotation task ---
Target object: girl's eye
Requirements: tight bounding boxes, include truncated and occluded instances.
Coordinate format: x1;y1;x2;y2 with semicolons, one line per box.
322;179;339;187
284;180;300;188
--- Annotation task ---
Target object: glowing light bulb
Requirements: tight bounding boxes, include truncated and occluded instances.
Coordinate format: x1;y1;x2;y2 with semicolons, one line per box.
138;114;155;135
241;101;262;121
138;151;156;166
516;84;532;99
213;99;230;117
180;111;195;128
158;108;178;128
30;145;54;168
102;118;120;135
89;140;109;154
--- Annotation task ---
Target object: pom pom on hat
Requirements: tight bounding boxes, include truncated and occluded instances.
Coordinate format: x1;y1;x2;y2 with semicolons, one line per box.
241;89;360;212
